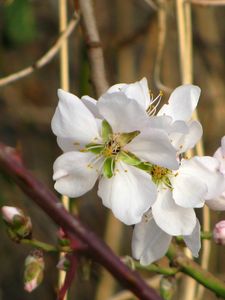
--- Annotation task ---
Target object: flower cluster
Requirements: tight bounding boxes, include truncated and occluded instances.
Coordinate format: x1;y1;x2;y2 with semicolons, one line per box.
52;78;225;265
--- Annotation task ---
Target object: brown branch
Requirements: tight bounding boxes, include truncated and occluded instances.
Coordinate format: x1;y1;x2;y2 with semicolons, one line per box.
78;0;109;97
0;12;80;88
154;1;173;93
0;143;162;300
187;0;225;5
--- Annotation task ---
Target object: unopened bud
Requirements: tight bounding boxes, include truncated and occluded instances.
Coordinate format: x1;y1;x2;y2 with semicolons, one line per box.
1;206;32;242
24;250;44;293
2;206;22;223
213;220;225;245
56;255;70;271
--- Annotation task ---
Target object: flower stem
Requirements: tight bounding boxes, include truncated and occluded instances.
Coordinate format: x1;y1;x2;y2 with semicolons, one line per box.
134;262;179;276
166;244;225;298
21;239;58;252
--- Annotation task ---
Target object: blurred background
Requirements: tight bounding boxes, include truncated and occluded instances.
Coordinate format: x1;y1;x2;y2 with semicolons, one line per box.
0;0;224;299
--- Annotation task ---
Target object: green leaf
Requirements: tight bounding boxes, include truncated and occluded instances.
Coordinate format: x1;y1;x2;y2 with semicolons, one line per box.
103;157;115;178
102;120;113;142
118;151;142;166
85;143;104;154
117;131;140;146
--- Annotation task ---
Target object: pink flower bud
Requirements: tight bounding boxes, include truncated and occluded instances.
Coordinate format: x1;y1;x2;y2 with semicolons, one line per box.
1;206;32;242
24;250;44;293
213;220;225;245
1;206;22;224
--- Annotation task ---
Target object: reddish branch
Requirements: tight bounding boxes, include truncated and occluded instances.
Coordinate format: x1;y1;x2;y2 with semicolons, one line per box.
58;254;78;300
0;144;162;300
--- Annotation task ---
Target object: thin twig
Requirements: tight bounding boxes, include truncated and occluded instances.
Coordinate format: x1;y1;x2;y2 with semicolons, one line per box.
187;0;225;5
175;1;205;299
78;0;109;97
154;1;173;93
58;1;70;299
0;12;80;88
0;143;162;300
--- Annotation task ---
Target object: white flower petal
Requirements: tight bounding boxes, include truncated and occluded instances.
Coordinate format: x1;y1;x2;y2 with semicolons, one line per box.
106;83;126;93
53;151;100;197
126;128;178;170
149;116;188;135
158;85;201;121
171;120;202;154
214;147;225;175
221;136;225;156
184;219;201;257
57;137;83;152
105;78;150;110
171;168;207;208
51;89;100;145
132;213;172;265
180;156;225;200
81;95;103;119
98;161;157;225
97;92;148;133
152;188;196;236
206;194;225;211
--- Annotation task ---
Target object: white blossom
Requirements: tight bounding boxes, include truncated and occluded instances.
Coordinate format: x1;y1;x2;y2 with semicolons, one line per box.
52;89;178;225
106;78;203;154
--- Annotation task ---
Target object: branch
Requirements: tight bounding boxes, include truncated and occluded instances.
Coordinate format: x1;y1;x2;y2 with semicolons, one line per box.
57;254;78;300
0;143;162;300
187;0;225;5
78;0;109;97
0;12;80;88
166;244;225;298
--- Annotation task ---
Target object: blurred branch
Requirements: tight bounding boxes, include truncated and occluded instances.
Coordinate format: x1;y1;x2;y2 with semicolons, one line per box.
187;0;225;5
57;254;78;300
78;0;109;97
0;12;80;88
154;1;173;93
0;143;162;300
143;0;159;10
58;1;70;299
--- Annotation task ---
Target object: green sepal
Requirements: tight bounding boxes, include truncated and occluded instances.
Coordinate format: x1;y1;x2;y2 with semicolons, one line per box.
135;162;152;172
118;151;142;166
102;120;113;142
117;131;140;146
85;143;104;154
103;157;115;178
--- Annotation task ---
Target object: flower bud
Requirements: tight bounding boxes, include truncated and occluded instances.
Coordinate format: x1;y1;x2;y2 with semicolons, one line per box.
2;206;22;223
213;220;225;245
56;255;70;271
1;206;32;242
24;250;44;293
